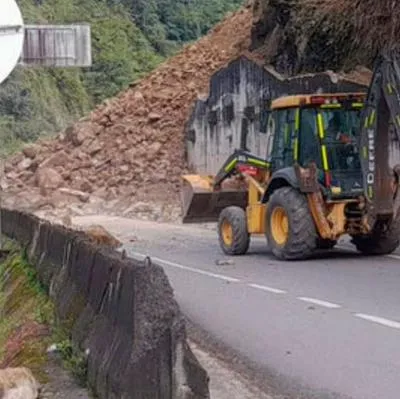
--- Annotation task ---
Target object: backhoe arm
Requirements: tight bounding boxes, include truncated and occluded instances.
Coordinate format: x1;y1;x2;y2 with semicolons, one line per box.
212;149;270;188
359;50;400;227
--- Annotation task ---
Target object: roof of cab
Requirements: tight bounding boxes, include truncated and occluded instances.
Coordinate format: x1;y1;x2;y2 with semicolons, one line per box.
271;92;367;109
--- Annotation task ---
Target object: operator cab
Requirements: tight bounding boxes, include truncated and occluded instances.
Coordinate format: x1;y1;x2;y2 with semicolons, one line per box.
266;93;367;199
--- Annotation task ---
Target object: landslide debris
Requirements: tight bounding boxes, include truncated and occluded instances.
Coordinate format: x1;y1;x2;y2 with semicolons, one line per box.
2;4;253;221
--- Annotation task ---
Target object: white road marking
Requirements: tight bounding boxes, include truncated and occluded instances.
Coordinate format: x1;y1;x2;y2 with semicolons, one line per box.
248;283;286;294
130;251;240;283
354;313;400;329
297;297;341;309
130;249;400;331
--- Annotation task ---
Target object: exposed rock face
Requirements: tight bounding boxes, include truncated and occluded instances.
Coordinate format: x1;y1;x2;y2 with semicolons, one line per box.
250;0;400;75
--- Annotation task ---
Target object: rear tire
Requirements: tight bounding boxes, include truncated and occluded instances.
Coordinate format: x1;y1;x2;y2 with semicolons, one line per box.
266;187;317;260
351;217;400;255
218;206;250;255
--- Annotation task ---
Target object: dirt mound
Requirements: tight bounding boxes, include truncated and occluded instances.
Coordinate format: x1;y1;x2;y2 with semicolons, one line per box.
2;4;253;220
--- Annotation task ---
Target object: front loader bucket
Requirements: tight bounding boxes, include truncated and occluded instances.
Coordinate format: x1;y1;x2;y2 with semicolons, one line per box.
181;175;248;223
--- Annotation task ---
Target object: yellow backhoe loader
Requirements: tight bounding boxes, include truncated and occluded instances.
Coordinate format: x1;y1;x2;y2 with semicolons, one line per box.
181;51;400;260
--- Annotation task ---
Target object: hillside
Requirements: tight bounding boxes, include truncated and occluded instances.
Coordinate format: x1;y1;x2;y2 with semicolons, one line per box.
0;0;243;157
2;4;253;222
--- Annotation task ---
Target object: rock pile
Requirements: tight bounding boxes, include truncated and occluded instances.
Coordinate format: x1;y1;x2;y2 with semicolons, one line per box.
2;5;253;222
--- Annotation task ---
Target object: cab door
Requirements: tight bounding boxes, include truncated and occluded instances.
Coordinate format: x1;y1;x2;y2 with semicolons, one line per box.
267;108;298;172
298;107;323;170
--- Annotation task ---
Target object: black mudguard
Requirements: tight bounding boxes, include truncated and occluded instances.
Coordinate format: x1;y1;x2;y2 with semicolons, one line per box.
261;167;299;203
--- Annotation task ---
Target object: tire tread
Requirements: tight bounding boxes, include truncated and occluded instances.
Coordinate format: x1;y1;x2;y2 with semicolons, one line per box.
218;206;250;255
266;187;317;260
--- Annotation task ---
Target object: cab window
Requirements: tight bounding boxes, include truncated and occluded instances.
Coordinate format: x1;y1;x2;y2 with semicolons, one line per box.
319;108;361;172
270;109;296;170
299;108;322;169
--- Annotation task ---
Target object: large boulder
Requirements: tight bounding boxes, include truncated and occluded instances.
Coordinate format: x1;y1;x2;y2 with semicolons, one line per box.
35;168;63;196
0;367;40;399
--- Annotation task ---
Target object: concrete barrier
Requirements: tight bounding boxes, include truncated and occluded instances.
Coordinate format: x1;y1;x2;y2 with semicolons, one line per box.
0;208;210;399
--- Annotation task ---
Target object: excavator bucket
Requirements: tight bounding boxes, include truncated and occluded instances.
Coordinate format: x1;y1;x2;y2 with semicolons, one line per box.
181;174;248;223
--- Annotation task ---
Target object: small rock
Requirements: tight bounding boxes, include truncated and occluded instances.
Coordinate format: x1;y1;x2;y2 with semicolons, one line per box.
84;224;122;248
79;180;93;193
6;171;19;180
47;343;59;353
39;151;72;169
0;181;9;190
10;153;24;166
148;112;162;122
87;139;102;156
18;170;34;181
147;142;162;157
17;157;32;171
125;201;154;214
4;162;12;173
72;130;86;146
215;259;235;266
133;91;145;101
61;215;72;226
22;144;39;159
58;187;90;202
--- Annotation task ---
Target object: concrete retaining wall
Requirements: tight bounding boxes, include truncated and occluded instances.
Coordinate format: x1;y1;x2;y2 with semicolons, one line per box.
1;208;209;399
185;55;368;174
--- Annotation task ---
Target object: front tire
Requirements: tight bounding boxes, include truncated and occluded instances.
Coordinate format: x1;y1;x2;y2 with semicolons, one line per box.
218;206;250;255
266;187;317;260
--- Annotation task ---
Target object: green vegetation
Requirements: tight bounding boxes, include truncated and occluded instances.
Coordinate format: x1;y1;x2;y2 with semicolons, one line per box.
56;338;88;386
119;0;244;53
0;241;88;387
0;241;54;379
0;0;243;156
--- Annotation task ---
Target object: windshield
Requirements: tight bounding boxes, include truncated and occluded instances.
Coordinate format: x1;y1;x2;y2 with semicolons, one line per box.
319;108;363;193
320;109;360;143
319;108;361;170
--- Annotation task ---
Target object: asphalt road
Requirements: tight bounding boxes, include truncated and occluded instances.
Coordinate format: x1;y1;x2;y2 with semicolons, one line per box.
76;216;400;399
